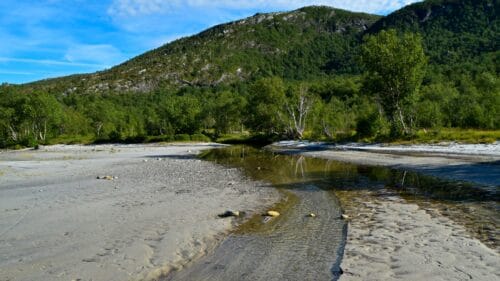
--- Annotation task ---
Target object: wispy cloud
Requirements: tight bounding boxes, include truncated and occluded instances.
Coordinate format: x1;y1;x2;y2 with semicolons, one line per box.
0;57;108;68
0;70;35;76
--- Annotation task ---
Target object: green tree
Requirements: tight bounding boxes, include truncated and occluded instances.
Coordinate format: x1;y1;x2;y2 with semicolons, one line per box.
213;91;246;136
361;29;427;136
161;94;202;135
246;77;287;134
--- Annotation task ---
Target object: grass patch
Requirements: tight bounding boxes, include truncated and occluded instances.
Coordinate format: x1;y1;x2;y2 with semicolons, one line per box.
216;133;278;145
46;135;95;145
390;129;500;144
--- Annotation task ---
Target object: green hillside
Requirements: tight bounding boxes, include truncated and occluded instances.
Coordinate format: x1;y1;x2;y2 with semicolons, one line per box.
368;0;499;67
23;6;380;94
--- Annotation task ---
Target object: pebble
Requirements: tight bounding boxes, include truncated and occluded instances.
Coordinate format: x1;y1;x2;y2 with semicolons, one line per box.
266;210;280;217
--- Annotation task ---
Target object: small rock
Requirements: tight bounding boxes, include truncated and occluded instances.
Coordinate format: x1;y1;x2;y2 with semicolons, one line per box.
266;210;280;217
307;213;316;218
218;210;240;218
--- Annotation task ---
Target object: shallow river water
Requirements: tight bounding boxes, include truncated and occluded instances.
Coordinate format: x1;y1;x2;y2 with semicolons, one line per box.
167;145;499;280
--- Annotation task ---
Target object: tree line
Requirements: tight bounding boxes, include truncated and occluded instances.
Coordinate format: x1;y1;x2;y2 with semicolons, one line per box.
0;30;498;148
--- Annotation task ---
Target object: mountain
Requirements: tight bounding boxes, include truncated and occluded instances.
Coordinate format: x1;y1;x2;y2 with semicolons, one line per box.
17;0;500;94
368;0;499;66
13;0;500;94
23;6;380;94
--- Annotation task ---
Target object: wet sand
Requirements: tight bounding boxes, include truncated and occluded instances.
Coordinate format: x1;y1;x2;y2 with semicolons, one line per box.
269;142;500;280
0;144;279;281
167;186;346;281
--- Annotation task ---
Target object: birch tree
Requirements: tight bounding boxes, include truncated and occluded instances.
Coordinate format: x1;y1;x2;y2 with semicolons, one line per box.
361;29;427;136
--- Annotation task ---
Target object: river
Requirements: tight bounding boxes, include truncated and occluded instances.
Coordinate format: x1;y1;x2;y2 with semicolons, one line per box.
167;145;499;280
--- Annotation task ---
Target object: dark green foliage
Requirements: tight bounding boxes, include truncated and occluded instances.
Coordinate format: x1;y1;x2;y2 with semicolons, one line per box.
368;0;499;66
174;134;191;141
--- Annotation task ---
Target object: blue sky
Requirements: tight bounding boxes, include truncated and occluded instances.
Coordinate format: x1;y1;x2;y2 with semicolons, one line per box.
0;0;421;84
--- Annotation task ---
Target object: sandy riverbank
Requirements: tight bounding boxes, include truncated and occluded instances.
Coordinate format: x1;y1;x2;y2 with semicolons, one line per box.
336;189;499;280
0;144;279;281
269;141;500;281
271;141;500;186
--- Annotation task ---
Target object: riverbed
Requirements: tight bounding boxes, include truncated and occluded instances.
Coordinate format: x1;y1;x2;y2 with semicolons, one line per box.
168;145;499;280
0;144;279;281
1;143;498;281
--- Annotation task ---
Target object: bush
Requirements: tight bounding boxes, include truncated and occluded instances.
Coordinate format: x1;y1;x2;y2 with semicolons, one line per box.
146;135;173;143
124;135;147;143
356;113;389;138
174;134;191;141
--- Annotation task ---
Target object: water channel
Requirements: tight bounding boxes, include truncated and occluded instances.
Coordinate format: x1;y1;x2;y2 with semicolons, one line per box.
167;145;499;281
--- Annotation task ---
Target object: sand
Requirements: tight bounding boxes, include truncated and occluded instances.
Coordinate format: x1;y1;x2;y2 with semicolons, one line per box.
337;189;499;281
0;144;279;281
269;141;500;281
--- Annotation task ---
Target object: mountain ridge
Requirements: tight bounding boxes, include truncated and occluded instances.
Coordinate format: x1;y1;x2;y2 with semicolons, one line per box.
15;0;500;95
22;6;381;94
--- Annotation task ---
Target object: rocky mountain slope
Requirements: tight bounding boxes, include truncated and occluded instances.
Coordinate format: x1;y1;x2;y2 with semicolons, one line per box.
20;0;499;94
23;6;379;94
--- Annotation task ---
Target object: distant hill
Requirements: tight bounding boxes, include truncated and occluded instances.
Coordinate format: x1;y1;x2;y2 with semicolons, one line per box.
20;0;499;94
22;6;380;94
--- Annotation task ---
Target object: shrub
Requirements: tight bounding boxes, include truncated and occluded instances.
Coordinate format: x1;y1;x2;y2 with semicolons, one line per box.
174;134;191;141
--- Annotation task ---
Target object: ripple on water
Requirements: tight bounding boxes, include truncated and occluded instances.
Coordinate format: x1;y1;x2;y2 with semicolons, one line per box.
168;186;346;281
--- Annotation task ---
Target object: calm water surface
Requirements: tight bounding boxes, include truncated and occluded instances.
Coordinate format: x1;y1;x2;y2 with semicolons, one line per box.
167;146;499;281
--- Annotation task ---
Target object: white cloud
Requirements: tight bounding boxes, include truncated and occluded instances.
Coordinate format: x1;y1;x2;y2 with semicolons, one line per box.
0;69;34;75
0;57;107;68
108;0;422;17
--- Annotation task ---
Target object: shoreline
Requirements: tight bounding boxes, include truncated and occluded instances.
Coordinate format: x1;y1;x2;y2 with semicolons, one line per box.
269;141;500;187
269;141;500;280
0;144;280;281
